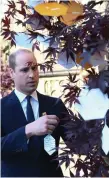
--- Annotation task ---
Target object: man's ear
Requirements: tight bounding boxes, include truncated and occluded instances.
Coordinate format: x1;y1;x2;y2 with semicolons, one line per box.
9;68;15;80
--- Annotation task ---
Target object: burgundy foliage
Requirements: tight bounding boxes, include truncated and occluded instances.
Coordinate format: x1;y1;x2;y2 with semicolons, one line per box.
1;0;109;176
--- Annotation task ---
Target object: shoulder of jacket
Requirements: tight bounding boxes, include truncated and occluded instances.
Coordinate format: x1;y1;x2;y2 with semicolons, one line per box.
1;92;13;105
38;92;62;103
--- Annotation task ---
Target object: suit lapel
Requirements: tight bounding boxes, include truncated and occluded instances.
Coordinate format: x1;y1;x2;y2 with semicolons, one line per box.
37;92;47;117
10;91;51;127
10;91;46;125
10;91;28;127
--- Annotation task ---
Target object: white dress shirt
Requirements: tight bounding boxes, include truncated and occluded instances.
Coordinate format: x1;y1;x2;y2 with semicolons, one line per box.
15;89;56;155
14;89;39;121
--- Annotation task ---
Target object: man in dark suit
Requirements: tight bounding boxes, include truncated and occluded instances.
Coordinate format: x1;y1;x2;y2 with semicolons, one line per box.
1;49;68;177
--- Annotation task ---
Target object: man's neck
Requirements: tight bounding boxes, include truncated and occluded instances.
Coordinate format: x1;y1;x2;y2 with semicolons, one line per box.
15;88;35;96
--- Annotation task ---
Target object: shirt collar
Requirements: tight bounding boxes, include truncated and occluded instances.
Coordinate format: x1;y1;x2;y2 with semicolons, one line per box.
14;88;38;103
31;90;38;101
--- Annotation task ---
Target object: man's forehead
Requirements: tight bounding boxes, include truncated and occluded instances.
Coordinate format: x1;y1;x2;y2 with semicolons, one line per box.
24;61;37;67
16;52;37;66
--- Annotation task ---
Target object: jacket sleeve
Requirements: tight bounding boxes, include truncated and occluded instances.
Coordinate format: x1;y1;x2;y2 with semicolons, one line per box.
1;94;44;160
1;125;44;160
1;126;28;159
53;99;69;141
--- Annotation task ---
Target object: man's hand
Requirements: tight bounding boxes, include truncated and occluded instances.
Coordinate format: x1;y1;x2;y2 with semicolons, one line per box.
98;70;109;93
25;115;59;138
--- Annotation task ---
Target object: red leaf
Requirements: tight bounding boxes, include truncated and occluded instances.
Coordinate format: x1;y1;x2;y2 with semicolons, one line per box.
32;42;40;52
10;31;18;40
11;39;16;47
17;1;27;8
7;0;15;9
15;19;25;27
7;37;11;40
17;8;26;17
2;16;10;28
1;31;10;39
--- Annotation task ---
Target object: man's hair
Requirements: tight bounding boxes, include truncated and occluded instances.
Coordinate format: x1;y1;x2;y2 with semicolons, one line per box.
8;49;33;70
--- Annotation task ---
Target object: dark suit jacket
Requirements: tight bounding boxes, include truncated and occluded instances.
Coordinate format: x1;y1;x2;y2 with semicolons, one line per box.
1;91;68;177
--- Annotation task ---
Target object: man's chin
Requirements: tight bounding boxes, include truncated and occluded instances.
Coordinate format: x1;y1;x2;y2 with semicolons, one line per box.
25;83;38;94
29;87;37;92
26;87;37;95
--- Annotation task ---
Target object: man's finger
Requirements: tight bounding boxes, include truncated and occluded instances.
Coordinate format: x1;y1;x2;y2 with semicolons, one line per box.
47;115;59;122
47;119;58;126
47;124;55;131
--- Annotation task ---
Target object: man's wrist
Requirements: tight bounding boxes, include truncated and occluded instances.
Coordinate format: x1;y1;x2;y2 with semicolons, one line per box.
25;124;33;139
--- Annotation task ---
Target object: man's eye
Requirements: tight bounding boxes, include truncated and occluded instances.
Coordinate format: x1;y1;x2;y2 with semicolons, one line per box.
32;65;38;71
21;68;29;72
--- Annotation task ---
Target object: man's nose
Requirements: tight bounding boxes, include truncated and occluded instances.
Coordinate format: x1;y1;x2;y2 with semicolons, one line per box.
29;69;34;78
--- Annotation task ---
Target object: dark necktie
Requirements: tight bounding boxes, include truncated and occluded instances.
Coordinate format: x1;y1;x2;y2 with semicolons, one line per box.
26;95;35;123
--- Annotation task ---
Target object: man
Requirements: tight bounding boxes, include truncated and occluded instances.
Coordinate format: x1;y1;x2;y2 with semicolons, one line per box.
1;49;68;177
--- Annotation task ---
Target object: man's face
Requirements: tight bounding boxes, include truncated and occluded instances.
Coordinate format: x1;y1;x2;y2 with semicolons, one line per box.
11;52;39;95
